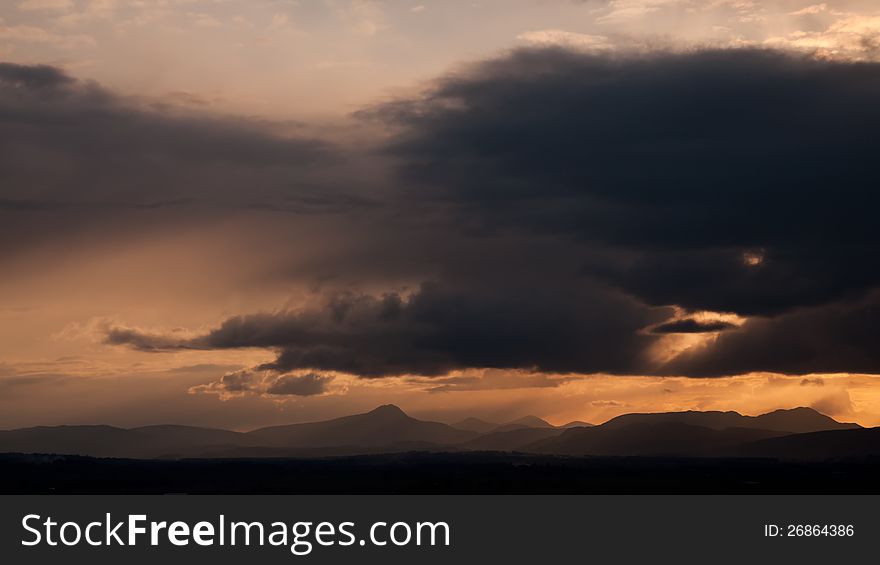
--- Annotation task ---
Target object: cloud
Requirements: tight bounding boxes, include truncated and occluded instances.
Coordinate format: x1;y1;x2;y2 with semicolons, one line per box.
650;318;737;334
0;62;360;261
364;48;880;317
416;369;578;393
54;0;118;27
17;0;73;12
0;23;95;48
104;325;202;352
105;276;879;379
516;30;610;50
266;372;334;396
663;292;880;377
790;4;828;17
597;0;689;23
0;62;73;88
10;49;880;380
190;369;335;399
0;62;324;169
335;0;384;37
189;12;224;29
591;400;624;407
107;281;667;377
765;14;880;61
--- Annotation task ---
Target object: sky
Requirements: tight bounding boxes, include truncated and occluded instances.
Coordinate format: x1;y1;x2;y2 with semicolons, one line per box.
2;0;880;430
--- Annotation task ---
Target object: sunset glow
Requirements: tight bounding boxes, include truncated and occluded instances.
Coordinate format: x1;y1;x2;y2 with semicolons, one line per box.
3;0;880;433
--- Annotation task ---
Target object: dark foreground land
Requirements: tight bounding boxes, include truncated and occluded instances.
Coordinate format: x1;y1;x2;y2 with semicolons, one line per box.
2;452;879;494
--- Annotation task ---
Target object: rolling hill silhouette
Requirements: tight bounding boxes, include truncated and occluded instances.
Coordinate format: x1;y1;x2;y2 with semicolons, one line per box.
452;415;586;436
526;422;789;457
738;427;880;460
491;415;554;433
0;405;475;458
450;417;499;434
244;404;475;448
0;405;873;461
0;425;140;458
461;427;564;451
525;408;862;457
600;407;859;433
0;424;244;458
561;421;593;429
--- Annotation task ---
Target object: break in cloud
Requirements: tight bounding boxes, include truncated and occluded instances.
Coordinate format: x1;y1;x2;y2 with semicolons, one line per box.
649;319;738;335
73;47;880;385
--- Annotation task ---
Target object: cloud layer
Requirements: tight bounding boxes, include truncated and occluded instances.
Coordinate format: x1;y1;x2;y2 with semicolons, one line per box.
107;282;666;377
5;47;880;382
366;48;880;316
0;61;359;260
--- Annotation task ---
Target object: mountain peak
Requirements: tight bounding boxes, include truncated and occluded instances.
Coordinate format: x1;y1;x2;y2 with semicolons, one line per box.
490;415;554;432
508;415;553;428
561;420;594;429
764;407;821;416
754;406;860;431
756;407;830;422
367;404;408;418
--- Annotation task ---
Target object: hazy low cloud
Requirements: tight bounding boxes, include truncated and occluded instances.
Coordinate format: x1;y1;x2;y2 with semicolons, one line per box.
765;13;880;61
17;0;74;12
517;29;611;50
415;370;579;393
190;369;335;399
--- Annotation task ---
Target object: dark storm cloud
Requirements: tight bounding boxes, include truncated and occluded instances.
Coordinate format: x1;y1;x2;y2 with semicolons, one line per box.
0;62;326;171
104;326;201;352
662;292;880;377
105;276;880;379
0;62;363;259
649;318;737;334
107;282;668;377
0;63;73;89
363;48;880;316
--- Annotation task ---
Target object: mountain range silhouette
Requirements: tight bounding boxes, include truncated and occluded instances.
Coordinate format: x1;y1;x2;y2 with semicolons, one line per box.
0;405;874;461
